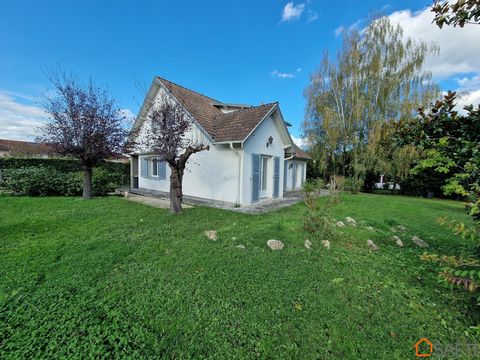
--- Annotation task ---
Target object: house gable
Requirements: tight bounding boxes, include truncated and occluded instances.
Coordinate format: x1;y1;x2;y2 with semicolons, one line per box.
131;77;296;146
129;80;213;154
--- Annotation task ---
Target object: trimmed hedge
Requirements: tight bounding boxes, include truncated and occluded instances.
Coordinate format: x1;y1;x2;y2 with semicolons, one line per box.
0;157;129;176
1;166;127;196
0;157;130;196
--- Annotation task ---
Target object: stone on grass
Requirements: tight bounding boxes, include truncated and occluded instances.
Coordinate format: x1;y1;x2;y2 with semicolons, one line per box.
396;225;407;232
393;235;404;247
204;230;217;241
366;226;374;231
236;244;246;249
367;239;379;251
336;221;345;227
267;239;284;250
412;236;429;248
304;239;313;250
321;240;331;250
345;217;357;227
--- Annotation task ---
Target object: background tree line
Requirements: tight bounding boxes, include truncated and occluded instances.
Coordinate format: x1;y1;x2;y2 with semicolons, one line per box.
303;16;440;194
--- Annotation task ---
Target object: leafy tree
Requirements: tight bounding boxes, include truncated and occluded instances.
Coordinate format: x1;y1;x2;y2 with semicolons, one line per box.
42;71;127;198
134;101;209;214
399;92;480;312
364;122;419;194
432;0;480;28
303;17;438;182
397;91;480;219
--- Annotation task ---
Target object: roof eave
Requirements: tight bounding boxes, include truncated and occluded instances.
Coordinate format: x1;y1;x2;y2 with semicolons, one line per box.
240;103;279;147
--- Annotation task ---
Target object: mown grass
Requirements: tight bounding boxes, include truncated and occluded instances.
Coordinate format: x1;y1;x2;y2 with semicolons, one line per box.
0;194;477;359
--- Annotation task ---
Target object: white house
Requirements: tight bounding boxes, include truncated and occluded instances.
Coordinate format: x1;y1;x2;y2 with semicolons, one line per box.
128;77;311;206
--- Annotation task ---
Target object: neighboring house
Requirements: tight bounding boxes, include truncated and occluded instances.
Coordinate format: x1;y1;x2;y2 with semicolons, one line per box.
128;77;311;206
0;139;53;158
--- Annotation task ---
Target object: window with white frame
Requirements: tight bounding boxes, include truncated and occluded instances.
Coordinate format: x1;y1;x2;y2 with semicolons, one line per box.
261;156;268;191
151;157;159;177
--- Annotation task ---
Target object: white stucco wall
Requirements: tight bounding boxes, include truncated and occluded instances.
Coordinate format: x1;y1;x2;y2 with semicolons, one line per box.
132;81;307;205
134;84;241;204
284;159;307;190
241;114;286;204
138;143;240;204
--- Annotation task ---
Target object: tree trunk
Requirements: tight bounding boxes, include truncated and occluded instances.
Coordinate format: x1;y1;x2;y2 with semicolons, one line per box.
82;166;93;199
169;164;184;214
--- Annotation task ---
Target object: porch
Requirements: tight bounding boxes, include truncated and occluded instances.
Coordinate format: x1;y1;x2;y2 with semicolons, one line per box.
126;187;306;214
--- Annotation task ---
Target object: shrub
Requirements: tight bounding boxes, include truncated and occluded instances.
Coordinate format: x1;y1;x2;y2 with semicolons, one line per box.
92;167;123;196
2;167;82;196
302;179;336;241
0;158;130;197
343;178;364;194
328;175;344;204
0;157;129;185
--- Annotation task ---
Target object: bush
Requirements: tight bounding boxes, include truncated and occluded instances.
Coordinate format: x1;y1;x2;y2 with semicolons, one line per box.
302;179;336;240
1;167;82;196
343;177;364;194
92;167;123;196
1;166;124;197
0;157;129;185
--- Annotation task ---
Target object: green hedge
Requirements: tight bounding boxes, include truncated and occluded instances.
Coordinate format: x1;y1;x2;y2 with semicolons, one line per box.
1;166;127;197
0;157;130;196
0;157;129;175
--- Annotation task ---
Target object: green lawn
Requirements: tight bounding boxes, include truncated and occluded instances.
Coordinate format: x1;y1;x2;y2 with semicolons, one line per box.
0;194;477;359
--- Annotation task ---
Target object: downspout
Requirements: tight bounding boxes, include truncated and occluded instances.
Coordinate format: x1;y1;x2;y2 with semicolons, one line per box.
230;142;241;205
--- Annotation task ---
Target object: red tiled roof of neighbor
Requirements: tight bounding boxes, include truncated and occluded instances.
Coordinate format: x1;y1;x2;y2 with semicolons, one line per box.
157;77;277;142
0;139;53;156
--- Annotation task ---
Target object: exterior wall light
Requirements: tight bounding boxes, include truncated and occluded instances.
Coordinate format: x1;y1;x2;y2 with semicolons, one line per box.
266;136;273;147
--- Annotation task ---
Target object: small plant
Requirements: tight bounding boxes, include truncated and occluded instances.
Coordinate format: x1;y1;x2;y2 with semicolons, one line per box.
343;177;364;194
328;175;344;204
302;179;336;241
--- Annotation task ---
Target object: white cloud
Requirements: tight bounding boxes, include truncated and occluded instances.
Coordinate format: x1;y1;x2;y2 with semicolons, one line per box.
120;108;136;125
291;135;308;148
0;92;47;141
271;70;295;79
456;90;480;113
388;8;480;79
456;74;480;91
281;2;305;22
306;10;318;23
334;19;363;37
0;91;136;140
334;26;344;37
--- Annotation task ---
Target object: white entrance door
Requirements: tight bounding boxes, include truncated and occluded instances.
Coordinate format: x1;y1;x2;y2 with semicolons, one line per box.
259;155;269;198
292;163;297;189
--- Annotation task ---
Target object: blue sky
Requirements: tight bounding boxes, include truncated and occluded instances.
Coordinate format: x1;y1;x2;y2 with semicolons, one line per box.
1;0;479;143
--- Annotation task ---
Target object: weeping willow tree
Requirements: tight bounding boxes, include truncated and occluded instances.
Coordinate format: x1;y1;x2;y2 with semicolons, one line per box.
364;121;419;194
303;16;439;182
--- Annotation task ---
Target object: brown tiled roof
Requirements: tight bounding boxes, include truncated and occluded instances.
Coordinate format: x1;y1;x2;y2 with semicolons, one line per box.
292;143;312;160
0;139;53;156
214;103;277;142
157;77;223;138
157;77;277;142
